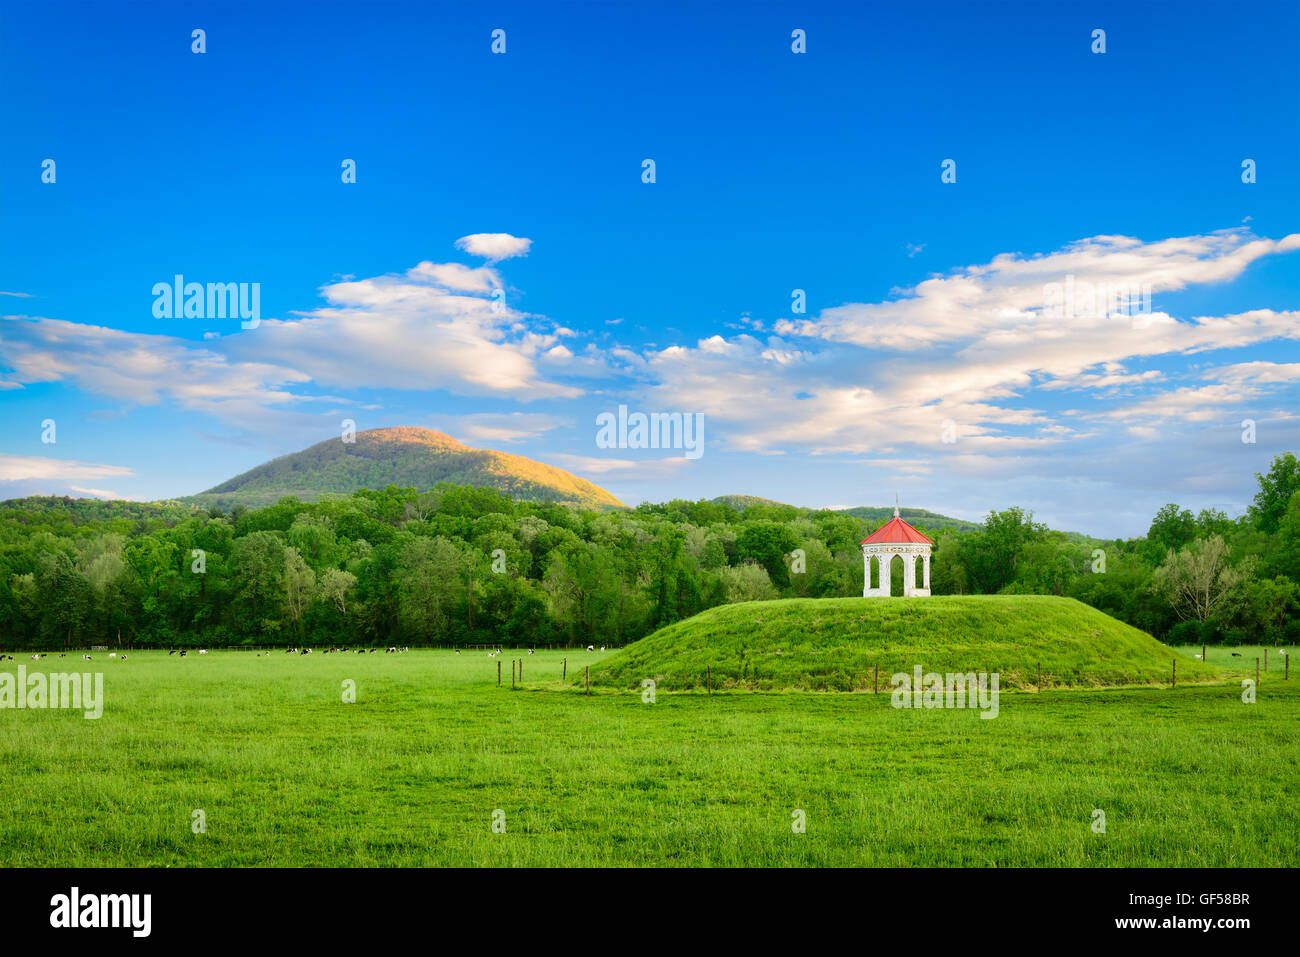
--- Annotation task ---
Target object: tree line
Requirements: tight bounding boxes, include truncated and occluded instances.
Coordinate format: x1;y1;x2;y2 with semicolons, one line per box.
1;453;1297;649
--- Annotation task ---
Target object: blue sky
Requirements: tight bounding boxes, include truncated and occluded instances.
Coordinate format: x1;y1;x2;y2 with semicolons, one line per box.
1;0;1298;537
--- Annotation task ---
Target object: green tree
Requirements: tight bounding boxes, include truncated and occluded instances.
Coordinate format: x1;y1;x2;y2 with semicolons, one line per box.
230;532;287;638
1250;452;1300;534
736;521;799;588
1148;503;1196;551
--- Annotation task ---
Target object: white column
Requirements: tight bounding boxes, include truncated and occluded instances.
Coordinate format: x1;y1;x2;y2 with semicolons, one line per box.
923;553;931;590
902;553;914;597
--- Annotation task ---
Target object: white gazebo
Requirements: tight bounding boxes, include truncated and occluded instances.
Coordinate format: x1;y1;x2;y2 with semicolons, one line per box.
861;500;933;597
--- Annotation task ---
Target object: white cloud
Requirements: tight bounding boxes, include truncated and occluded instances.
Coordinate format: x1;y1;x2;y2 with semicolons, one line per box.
0;246;600;437
548;453;692;481
454;233;532;263
439;412;572;444
68;486;132;500
632;230;1300;460
0;454;133;482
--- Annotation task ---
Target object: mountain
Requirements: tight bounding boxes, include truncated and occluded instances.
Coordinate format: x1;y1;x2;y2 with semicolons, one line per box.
711;495;981;533
188;427;626;509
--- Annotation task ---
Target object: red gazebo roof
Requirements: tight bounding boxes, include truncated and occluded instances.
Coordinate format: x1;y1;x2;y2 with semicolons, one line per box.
861;515;934;546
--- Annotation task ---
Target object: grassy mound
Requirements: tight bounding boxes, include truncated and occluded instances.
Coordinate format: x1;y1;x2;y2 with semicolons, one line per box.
587;596;1222;691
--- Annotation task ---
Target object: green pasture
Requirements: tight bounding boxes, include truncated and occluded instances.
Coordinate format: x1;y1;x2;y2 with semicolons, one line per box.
1;647;1294;867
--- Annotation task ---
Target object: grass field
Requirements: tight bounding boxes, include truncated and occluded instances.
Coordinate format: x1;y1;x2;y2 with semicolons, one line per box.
2;646;1296;867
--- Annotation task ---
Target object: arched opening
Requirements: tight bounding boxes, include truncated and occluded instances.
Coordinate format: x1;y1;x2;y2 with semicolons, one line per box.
915;556;925;591
889;554;905;597
870;555;883;590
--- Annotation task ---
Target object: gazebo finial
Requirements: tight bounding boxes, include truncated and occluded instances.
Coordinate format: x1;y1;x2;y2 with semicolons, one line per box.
894;493;899;519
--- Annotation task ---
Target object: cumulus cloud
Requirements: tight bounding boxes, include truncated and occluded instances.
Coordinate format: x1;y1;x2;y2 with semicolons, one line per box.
778;229;1300;351
454;233;532;263
632;229;1300;461
0;241;601;437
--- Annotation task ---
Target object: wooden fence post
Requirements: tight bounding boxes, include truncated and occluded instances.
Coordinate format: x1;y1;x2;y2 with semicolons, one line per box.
1264;649;1268;672
497;660;501;686
512;659;516;689
519;658;523;681
1202;644;1206;665
563;657;567;680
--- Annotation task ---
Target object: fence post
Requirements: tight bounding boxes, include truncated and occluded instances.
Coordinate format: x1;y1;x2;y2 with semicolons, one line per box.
1202;644;1206;665
512;659;516;689
497;660;501;686
519;658;523;682
1264;649;1268;672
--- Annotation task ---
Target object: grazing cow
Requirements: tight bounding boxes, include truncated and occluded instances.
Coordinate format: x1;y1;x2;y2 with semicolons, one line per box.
587;645;594;652
31;654;39;660
169;650;176;656
120;655;127;661
1194;654;1203;660
1230;652;1242;657
82;655;92;660
198;649;208;655
528;649;535;655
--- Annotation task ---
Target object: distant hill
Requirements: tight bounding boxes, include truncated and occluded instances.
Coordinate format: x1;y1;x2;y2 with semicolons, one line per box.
188;427;626;509
586;596;1222;691
711;495;981;533
830;506;981;534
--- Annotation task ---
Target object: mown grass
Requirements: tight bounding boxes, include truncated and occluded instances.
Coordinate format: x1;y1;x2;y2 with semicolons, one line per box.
590;596;1223;691
1;648;1295;867
1175;644;1292;675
